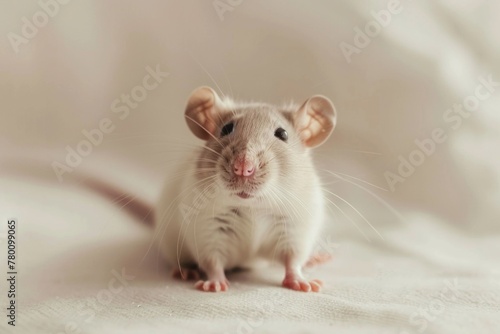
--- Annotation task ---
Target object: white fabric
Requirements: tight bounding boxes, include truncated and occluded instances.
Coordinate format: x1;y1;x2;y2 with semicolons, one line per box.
1;1;500;333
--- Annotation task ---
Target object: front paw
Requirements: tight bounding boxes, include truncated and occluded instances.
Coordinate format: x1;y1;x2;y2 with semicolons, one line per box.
194;279;230;292
282;277;322;292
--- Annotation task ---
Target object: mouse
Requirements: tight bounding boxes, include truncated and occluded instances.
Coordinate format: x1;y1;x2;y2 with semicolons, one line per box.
154;86;337;292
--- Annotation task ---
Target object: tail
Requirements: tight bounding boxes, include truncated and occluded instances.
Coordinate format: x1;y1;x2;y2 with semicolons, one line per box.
0;147;157;227
82;177;154;226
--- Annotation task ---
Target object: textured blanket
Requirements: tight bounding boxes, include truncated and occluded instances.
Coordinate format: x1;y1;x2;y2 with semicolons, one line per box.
1;1;499;333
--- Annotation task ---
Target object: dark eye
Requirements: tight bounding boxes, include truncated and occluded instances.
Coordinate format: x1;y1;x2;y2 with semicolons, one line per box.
220;122;234;137
274;128;288;142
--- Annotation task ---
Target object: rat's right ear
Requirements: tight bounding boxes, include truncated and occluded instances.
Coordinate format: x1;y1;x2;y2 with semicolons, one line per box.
185;86;222;140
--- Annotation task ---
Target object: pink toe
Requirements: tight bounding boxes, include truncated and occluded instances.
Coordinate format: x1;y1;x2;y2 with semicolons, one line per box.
194;280;204;289
299;281;311;292
310;281;321;292
312;279;323;286
194;280;229;292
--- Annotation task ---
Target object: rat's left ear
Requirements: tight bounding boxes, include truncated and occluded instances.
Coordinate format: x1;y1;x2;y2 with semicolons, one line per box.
294;95;336;148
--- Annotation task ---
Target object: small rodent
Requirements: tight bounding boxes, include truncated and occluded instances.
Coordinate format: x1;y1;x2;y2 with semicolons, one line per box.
155;86;337;292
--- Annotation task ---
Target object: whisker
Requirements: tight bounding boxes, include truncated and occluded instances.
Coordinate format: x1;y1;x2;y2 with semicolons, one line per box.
189;54;228;101
176;179;217;274
140;174;217;266
321;194;371;242
333;174;407;223
316;149;382;156
323;170;389;192
185;115;223;148
323;188;384;241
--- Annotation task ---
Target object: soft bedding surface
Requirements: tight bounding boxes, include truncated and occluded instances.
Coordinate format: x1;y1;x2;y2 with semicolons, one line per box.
1;1;500;333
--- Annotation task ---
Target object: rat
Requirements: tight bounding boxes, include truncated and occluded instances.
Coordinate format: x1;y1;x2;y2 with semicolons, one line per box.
154;86;337;292
1;86;336;293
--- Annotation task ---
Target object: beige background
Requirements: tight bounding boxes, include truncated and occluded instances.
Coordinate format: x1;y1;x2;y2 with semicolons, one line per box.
1;1;499;333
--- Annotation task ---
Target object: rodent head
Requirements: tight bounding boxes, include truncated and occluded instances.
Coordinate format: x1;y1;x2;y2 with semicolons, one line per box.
184;86;336;201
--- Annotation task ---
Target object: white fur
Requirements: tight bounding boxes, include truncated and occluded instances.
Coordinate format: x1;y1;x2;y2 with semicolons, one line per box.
154;149;325;273
154;91;335;291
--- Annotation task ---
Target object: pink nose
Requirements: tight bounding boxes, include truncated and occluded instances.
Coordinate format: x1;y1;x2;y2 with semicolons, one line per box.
234;158;255;177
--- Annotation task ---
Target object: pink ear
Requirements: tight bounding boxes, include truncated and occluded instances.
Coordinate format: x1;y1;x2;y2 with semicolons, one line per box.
294;95;336;148
185;86;222;140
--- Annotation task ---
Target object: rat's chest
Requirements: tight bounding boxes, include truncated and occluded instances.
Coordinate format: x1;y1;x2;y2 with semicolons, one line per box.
196;205;285;256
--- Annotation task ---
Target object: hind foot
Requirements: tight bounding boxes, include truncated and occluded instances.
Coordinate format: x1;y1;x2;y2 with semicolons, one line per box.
172;266;201;281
